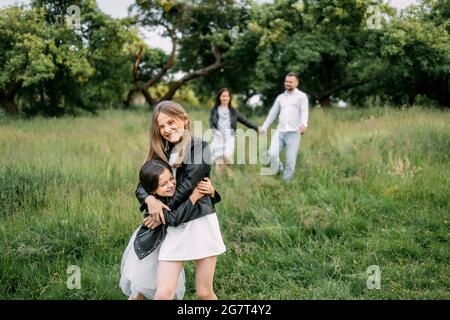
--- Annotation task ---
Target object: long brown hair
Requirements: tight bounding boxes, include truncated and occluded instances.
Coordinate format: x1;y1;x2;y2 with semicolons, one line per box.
139;159;173;196
145;100;192;168
214;88;234;109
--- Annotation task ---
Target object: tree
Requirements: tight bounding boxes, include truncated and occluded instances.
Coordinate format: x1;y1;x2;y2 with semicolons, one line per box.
377;0;450;107
130;0;251;108
244;0;395;108
0;1;137;116
189;8;261;109
127;43;167;106
345;0;450;108
0;6;92;115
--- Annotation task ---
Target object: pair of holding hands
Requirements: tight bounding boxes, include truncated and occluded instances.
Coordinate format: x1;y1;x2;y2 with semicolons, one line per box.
143;177;215;229
258;125;307;135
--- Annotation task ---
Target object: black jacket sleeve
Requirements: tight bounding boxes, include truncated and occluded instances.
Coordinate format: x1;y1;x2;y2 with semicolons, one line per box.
164;189;221;226
163;198;195;227
136;180;220;213
211;190;221;204
236;111;259;131
166;140;211;210
135;183;149;212
209;108;217;130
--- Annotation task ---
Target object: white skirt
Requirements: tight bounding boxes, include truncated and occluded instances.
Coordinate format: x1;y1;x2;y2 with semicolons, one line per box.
159;213;226;261
210;130;235;162
119;227;186;299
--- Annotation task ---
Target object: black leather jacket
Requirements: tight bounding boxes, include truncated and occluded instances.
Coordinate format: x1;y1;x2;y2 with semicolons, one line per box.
134;136;219;259
134;191;221;260
210;105;259;132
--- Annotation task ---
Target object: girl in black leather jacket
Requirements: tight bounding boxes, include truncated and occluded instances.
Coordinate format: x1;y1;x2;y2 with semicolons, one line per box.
135;100;226;300
120;159;218;300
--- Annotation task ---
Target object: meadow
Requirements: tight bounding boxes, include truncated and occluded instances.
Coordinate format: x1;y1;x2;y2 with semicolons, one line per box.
0;106;449;299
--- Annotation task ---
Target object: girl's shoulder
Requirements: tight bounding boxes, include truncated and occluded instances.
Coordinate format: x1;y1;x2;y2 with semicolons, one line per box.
228;105;238;115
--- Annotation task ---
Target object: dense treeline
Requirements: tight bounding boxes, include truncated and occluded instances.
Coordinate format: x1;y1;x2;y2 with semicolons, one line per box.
0;0;448;116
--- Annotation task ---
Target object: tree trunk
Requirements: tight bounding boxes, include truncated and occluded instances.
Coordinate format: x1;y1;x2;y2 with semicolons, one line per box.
141;87;156;107
159;44;225;102
436;76;449;108
0;95;19;114
125;89;135;107
319;95;332;108
0;82;21;115
129;28;177;110
321;55;334;96
125;88;145;107
318;54;335;108
130;32;226;107
408;94;416;107
316;74;381;108
159;63;226;102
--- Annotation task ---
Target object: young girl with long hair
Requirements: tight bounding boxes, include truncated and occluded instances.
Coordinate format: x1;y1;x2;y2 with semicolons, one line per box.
135;100;226;300
119;159;218;300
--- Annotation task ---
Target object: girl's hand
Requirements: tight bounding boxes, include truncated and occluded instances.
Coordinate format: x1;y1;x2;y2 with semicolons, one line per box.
145;195;170;225
196;177;215;197
300;124;307;135
189;187;205;205
143;215;161;229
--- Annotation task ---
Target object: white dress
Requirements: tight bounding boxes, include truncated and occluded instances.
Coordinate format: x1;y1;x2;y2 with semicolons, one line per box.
158;151;226;261
210;106;235;162
119;227;186;299
159;213;226;261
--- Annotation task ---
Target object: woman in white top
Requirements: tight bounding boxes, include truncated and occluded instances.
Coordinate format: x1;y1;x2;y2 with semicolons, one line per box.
209;88;260;176
135;101;226;300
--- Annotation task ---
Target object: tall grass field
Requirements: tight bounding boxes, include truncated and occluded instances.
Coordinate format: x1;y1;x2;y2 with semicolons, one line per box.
0;106;449;299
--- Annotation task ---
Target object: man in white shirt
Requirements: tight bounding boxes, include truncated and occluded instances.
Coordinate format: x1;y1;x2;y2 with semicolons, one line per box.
260;72;309;181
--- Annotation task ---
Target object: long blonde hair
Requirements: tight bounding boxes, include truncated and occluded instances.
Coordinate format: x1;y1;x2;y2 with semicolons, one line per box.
145;100;192;168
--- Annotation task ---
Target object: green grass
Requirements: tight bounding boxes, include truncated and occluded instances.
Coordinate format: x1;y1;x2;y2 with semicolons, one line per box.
0;106;449;299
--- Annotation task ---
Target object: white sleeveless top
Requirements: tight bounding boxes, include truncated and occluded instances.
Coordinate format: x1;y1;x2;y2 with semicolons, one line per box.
158;149;226;261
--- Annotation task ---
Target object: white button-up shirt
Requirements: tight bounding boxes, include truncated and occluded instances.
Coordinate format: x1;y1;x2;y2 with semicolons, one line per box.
262;88;309;132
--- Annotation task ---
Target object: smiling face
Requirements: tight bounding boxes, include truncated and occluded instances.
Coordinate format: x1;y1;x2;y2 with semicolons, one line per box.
154;168;176;197
284;75;299;92
157;112;187;144
219;90;231;107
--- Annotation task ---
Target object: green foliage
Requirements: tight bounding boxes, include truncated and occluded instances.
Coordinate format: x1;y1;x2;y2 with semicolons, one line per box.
0;7;57;88
1;0;448;115
191;2;260;103
0;1;136;116
131;0;254;104
240;0;395;108
347;0;450;107
377;1;450;106
196;0;448;109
